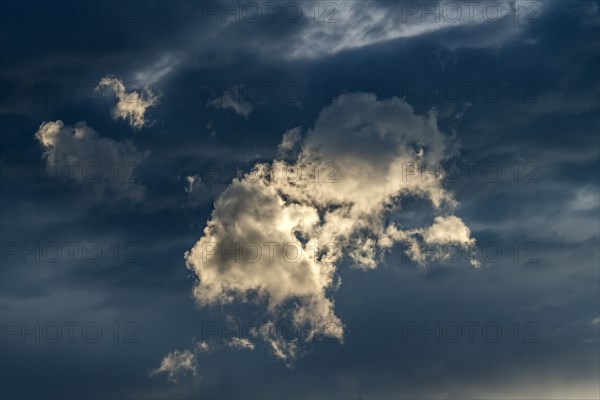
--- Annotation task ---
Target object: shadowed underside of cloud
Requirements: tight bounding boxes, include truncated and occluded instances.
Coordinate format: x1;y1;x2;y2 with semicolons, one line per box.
184;93;478;364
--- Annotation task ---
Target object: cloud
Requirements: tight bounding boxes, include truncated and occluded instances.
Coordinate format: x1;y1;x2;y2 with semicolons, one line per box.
185;93;477;363
195;341;211;353
226;337;255;351
184;175;200;194
208;85;253;118
150;350;198;384
383;215;478;267
183;174;226;208
35;120;148;202
97;76;158;129
423;215;476;245
184;174;206;206
133;53;181;86
278;127;303;157
569;187;600;212
280;1;543;59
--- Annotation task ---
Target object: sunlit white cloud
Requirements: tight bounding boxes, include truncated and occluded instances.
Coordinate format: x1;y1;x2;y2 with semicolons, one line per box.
185;93;477;363
97;76;158;129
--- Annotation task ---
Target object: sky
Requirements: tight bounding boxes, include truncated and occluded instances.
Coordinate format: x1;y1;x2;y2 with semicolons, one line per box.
0;1;599;399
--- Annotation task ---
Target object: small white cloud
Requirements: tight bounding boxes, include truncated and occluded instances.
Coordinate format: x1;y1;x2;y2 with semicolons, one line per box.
195;340;211;353
97;76;158;129
184;175;201;194
149;350;198;384
183;174;217;208
208;85;252;118
591;317;600;325
226;337;255;351
422;216;476;247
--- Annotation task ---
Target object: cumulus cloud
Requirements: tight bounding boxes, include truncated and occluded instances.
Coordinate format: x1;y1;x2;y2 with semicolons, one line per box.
97;76;158;129
150;350;198;383
35;120;148;202
208;85;253;118
185;93;477;363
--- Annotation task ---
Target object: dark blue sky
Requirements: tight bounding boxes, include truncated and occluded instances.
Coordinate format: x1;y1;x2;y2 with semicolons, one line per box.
1;1;599;398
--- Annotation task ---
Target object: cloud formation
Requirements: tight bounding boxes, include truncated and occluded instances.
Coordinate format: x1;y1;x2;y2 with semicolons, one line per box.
97;76;158;129
185;93;477;362
35;120;148;202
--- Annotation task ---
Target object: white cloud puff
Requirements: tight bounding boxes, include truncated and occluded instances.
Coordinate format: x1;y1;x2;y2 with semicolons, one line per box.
35;120;148;202
97;76;158;129
185;93;477;363
150;350;198;383
422;215;476;246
